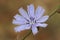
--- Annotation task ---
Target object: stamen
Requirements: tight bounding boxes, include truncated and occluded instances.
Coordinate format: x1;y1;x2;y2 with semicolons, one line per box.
30;17;34;21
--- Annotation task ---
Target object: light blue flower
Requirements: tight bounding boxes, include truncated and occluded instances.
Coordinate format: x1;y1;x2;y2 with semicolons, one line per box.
12;4;49;35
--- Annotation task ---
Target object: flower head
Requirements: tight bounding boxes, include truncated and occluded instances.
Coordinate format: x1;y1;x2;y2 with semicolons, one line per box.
12;4;49;35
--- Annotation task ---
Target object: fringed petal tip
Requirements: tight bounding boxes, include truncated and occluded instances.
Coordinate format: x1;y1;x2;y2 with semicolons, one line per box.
14;26;21;32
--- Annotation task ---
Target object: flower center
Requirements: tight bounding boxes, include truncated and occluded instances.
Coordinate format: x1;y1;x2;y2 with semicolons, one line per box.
30;17;34;21
29;17;35;25
30;21;35;24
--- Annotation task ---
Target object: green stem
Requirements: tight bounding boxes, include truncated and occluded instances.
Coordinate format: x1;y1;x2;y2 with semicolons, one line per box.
49;6;59;18
22;30;32;40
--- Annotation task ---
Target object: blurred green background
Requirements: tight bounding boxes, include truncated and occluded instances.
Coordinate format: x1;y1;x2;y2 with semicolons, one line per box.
0;0;60;40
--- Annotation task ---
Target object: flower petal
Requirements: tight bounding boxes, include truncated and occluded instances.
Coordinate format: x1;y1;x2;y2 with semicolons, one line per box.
35;6;45;20
12;20;27;25
14;24;31;32
36;15;49;23
35;23;48;28
19;8;30;20
32;25;38;35
12;14;28;25
27;4;35;18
